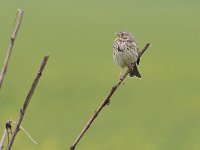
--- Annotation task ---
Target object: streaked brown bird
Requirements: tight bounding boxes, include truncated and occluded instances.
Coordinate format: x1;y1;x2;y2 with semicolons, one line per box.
113;31;141;78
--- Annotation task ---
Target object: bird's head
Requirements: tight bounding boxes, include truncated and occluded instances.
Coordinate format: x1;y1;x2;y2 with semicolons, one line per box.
115;31;134;42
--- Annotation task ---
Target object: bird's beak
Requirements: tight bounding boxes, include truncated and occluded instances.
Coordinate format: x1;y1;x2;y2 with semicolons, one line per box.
114;32;120;41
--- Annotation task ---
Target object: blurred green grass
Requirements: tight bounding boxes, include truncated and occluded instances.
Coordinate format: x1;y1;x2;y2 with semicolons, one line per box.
0;0;200;150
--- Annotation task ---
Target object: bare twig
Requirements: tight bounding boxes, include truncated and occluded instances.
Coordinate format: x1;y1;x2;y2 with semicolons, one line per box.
70;43;151;150
19;125;37;145
10;120;37;145
0;9;24;89
7;54;50;150
0;129;7;150
0;121;11;150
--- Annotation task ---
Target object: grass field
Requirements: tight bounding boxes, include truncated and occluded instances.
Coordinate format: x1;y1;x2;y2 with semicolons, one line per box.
0;0;200;150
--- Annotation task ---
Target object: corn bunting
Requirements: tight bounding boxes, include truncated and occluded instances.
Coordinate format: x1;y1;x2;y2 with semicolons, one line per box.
113;31;141;78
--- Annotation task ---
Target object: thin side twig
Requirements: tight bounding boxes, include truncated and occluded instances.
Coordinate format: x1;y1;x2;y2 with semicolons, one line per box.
70;43;151;150
7;54;50;150
10;120;38;145
0;9;24;89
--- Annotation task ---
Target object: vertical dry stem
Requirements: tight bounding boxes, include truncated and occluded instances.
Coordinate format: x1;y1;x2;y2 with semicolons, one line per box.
0;129;7;150
0;121;11;150
6;55;49;150
0;9;24;89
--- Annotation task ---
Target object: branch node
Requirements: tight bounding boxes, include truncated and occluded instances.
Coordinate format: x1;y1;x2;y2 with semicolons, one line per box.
105;99;110;105
6;121;12;130
10;37;14;43
38;71;42;76
20;109;24;115
112;86;116;91
17;128;20;133
70;146;75;150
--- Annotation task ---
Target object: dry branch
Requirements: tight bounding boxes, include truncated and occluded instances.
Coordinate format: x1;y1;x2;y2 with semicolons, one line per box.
0;121;11;150
0;9;24;89
0;129;7;150
6;54;49;150
70;43;151;150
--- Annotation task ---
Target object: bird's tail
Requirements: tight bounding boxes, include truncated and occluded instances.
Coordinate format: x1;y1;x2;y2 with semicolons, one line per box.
129;64;141;78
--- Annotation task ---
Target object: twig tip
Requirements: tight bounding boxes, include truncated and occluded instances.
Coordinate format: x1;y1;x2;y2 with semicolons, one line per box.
46;53;50;57
17;9;23;13
70;146;75;150
147;43;152;46
44;54;50;60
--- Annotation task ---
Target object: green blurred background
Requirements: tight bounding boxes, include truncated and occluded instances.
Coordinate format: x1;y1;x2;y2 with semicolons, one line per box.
0;0;200;150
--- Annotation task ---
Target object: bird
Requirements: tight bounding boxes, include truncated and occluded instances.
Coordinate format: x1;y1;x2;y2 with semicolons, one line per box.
113;31;141;78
